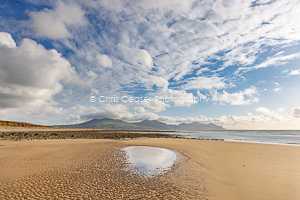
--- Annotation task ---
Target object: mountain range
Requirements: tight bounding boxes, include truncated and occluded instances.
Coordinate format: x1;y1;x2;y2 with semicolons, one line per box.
57;118;225;131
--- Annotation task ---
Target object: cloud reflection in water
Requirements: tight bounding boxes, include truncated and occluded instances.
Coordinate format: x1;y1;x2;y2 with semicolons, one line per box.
123;146;177;177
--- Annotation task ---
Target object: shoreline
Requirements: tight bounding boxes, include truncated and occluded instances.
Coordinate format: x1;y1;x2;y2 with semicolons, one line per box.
1;128;300;146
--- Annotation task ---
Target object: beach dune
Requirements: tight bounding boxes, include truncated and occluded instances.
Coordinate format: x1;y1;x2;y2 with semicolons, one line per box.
0;138;299;199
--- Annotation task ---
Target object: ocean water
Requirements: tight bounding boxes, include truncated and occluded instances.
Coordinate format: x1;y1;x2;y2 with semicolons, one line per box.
123;146;177;177
167;130;300;145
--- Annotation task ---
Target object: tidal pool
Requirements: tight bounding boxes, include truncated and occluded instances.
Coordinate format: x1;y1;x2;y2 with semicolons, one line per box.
123;146;177;177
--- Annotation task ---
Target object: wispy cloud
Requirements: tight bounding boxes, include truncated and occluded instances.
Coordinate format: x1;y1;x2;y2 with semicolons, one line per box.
1;0;300;129
289;69;300;75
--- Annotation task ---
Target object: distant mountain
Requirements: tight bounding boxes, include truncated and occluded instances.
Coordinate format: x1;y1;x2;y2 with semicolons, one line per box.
58;118;225;131
177;122;224;131
131;119;177;130
57;118;151;130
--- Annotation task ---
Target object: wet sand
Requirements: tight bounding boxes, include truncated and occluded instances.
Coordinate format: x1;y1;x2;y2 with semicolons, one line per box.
0;138;299;199
121;138;300;200
0;139;207;199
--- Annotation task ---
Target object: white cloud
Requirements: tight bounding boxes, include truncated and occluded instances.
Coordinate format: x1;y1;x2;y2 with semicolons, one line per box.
254;53;300;69
0;32;80;108
141;100;170;112
196;67;210;75
0;32;16;48
149;76;169;90
197;91;207;100
114;44;153;69
289;69;300;75
165;89;197;107
182;76;228;90
63;104;300;130
272;81;281;91
211;86;258;105
149;76;198;107
136;49;153;69
273;87;281;92
235;53;300;75
91;88;99;95
255;107;271;115
273;81;280;86
2;0;300;128
29;0;87;39
136;0;195;13
25;106;67;117
96;54;113;68
48;0;300;99
292;107;300;118
90;0;196;13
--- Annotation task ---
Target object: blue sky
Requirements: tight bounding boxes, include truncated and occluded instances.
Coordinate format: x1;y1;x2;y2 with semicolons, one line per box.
0;0;300;129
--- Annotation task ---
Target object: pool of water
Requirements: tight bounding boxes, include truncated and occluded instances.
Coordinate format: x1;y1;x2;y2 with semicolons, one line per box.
123;146;177;177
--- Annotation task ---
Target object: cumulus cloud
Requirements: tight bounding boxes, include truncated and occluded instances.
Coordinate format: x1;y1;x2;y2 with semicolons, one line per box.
216;108;299;129
29;0;87;39
2;0;300;129
96;54;113;68
0;32;80;108
149;76;169;90
149;76;198;107
255;107;271;115
211;86;259;105
114;44;153;69
292;107;300;118
0;32;16;48
50;0;300;101
63;104;300;130
141;100;170;112
165;89;197;106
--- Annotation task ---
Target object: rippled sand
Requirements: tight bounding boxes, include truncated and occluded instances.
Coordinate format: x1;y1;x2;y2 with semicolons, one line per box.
1;138;300;199
0;139;208;199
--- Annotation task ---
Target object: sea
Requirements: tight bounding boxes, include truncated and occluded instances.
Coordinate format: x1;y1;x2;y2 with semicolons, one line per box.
166;130;300;145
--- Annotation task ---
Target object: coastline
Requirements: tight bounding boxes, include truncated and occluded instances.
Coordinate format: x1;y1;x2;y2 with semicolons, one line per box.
2;128;300;146
1;138;299;199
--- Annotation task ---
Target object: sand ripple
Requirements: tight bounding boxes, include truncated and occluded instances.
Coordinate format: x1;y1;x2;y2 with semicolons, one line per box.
0;141;208;199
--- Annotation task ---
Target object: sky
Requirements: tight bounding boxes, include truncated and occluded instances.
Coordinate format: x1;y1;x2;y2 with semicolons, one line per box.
0;0;300;129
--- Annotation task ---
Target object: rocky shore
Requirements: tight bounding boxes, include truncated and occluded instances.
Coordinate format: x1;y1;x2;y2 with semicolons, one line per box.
0;129;176;141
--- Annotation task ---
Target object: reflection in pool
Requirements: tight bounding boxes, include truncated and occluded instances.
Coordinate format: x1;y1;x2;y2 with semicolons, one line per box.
123;146;177;177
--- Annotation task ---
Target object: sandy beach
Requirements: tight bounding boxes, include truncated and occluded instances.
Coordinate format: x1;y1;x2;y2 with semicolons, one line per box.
0;138;299;199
